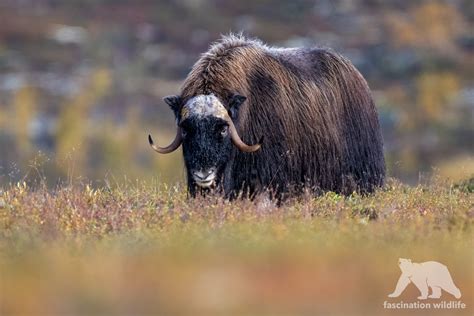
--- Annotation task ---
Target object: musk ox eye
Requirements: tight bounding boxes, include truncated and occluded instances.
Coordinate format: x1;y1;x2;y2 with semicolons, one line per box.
181;129;188;138
220;126;228;137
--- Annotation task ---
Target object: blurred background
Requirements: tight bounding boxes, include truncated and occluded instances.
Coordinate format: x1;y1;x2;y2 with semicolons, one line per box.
0;0;472;187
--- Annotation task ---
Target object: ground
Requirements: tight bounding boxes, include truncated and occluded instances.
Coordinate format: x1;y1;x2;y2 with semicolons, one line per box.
0;177;472;315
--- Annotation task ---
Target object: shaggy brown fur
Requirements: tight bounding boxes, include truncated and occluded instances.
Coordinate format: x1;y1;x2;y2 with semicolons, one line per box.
179;34;385;197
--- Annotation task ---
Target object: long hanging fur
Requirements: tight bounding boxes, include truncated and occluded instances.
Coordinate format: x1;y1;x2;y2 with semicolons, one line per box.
180;34;385;197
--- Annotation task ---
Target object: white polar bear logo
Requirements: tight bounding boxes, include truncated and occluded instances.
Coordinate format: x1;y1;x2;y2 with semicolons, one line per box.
388;258;461;300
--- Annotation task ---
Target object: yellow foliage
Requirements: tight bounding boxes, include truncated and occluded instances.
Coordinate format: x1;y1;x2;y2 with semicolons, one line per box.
413;2;464;51
91;67;112;97
435;156;474;182
385;14;418;48
386;2;464;51
12;86;37;155
416;72;459;120
56;67;112;179
0;103;6;127
152;136;184;184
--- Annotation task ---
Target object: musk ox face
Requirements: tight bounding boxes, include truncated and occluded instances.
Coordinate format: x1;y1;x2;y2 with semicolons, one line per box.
180;94;233;188
181;115;232;188
148;94;263;190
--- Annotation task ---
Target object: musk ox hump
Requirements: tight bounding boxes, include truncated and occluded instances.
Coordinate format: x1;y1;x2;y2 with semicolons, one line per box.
181;94;227;121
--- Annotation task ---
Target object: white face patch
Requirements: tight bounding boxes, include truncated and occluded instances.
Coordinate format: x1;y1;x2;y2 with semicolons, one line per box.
181;95;228;120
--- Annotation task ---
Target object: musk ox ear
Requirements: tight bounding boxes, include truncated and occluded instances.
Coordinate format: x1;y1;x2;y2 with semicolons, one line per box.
228;94;247;119
163;95;182;118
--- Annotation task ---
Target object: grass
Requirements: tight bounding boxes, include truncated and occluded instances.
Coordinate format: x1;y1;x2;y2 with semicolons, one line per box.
0;177;473;315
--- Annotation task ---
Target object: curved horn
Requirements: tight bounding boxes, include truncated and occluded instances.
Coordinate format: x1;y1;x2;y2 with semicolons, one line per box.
148;128;182;154
225;116;262;153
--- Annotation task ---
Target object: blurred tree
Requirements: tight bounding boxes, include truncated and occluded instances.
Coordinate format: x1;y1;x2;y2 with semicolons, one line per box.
386;2;465;54
12;86;37;158
56;67;111;182
416;72;459;122
413;2;465;53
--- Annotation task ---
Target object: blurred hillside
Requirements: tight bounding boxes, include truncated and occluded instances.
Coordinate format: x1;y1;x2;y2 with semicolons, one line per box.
0;0;472;186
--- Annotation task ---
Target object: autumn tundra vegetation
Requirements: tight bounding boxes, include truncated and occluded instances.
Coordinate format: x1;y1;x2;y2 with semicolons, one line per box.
0;177;472;314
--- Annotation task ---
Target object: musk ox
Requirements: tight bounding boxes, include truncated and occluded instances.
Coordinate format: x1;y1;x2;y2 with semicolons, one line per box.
149;35;385;199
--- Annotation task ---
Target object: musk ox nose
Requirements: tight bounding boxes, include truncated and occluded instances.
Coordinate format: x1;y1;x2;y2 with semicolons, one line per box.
193;168;215;180
193;168;216;188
